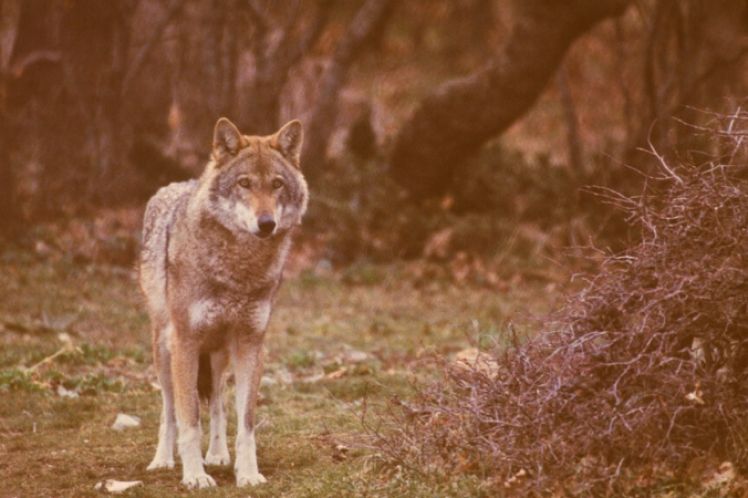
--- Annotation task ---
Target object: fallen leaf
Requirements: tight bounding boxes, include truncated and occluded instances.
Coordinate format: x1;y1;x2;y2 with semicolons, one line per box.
326;367;348;379
702;461;737;492
452;348;499;377
690;337;706;364
299;373;325;384
332;443;349;462
423;228;454;260
685;382;705;405
686;391;705;405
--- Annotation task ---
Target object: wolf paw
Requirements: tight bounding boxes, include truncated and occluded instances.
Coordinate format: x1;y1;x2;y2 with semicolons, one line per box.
146;457;175;470
181;472;216;489
205;450;231;466
237;472;267;487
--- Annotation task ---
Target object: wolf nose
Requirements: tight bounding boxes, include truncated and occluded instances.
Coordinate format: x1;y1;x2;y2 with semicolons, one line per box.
257;214;276;236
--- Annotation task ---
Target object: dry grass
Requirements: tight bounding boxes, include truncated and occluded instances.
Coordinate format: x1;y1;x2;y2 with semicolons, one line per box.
0;252;551;497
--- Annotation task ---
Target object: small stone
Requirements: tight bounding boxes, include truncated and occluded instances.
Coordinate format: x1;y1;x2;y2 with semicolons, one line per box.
95;479;143;493
56;385;79;399
342;349;370;364
111;413;141;431
260;375;277;387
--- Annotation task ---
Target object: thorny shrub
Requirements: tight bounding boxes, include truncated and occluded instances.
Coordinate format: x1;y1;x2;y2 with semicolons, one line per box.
374;110;748;495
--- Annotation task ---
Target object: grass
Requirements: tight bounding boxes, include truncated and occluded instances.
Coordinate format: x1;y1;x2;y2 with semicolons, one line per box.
0;253;552;497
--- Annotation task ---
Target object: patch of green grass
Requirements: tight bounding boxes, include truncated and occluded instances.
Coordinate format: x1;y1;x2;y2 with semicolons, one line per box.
56;343;147;366
285;350;318;370
295;268;334;290
67;372;127;395
0;342;61;368
0;255;552;497
0;367;127;396
0;368;45;393
58;343;116;365
341;261;387;286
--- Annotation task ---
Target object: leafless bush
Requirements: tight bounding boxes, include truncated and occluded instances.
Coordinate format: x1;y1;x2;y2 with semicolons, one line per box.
375;110;748;494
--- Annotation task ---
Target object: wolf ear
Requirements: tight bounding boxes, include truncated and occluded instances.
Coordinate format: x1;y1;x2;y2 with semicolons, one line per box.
273;120;303;167
213;117;242;160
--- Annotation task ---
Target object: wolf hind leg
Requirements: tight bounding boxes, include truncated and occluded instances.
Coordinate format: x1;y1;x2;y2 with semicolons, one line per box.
231;335;267;486
205;350;231;465
148;322;177;470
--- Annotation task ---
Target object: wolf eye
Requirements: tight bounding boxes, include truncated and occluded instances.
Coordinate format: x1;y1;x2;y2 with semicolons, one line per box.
238;177;251;189
271;178;284;190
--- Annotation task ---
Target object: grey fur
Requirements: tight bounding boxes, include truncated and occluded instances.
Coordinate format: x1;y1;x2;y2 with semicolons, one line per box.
139;119;308;488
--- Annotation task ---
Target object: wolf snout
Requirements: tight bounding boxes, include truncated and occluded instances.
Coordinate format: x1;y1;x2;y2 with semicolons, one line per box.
256;214;276;238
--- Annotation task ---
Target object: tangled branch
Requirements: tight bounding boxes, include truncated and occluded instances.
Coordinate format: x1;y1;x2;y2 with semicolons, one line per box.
376;112;748;494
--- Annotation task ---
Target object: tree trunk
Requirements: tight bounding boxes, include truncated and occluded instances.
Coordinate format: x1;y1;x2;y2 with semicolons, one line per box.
301;0;393;180
245;68;285;135
203;0;226;117
389;0;631;198
556;64;584;181
0;73;16;239
243;1;332;135
0;0;21;239
92;5;130;200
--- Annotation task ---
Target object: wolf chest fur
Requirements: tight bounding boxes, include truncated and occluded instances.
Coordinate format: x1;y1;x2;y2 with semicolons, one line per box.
139;118;308;488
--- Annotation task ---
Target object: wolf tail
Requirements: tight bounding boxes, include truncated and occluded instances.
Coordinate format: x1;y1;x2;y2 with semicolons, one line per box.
197;353;212;401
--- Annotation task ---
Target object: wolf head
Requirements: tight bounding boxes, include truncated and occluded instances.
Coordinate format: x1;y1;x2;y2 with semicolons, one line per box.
197;117;309;239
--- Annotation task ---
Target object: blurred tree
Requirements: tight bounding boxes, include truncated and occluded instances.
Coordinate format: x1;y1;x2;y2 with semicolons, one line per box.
58;0;185;199
242;0;332;134
347;104;376;161
1;0;743;254
389;0;631;198
301;0;393;179
0;0;21;238
638;0;748;153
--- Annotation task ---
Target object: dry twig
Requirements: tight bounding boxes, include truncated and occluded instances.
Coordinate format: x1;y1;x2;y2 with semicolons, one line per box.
375;112;748;494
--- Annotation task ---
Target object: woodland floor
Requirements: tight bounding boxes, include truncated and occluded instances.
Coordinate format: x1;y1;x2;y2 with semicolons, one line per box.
0;252;553;498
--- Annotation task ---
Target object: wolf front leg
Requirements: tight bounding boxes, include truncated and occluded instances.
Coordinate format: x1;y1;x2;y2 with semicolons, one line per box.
231;334;267;487
148;323;176;470
171;337;216;489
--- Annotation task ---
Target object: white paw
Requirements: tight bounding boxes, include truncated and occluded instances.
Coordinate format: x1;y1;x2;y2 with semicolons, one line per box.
181;472;216;489
147;457;175;470
236;472;267;487
204;451;231;466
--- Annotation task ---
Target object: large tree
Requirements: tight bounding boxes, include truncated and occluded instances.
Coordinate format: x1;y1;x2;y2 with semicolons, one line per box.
389;0;631;198
301;0;393;179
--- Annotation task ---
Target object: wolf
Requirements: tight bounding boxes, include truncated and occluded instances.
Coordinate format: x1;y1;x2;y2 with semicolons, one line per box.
139;117;308;488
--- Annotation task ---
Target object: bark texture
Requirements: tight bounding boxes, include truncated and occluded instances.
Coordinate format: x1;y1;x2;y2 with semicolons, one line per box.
301;0;393;180
389;0;631;198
